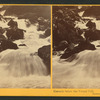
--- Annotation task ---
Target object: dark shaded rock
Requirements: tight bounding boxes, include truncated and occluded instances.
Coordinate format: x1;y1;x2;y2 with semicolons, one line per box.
0;40;18;51
39;34;46;38
85;29;100;41
0;27;5;35
53;6;84;48
96;45;100;47
8;19;18;28
44;28;51;37
19;44;26;46
54;40;68;51
86;20;96;29
38;45;50;74
74;40;96;52
6;28;24;41
61;41;96;59
0;28;6;42
1;6;50;29
39;28;51;39
37;18;50;31
0;34;6;41
0;28;19;52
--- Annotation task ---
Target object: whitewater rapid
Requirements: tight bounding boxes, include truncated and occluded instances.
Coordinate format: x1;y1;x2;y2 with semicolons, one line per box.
53;48;100;88
0;16;50;88
53;16;100;88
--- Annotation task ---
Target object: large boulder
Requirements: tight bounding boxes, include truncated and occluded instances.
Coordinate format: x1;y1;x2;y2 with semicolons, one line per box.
6;28;24;41
85;29;100;41
61;41;96;59
39;28;51;38
53;6;84;49
86;20;96;29
0;40;18;51
54;40;68;51
38;45;50;74
44;28;51;37
37;18;50;31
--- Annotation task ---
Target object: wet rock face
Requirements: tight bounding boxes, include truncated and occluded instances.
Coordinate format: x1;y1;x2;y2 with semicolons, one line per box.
3;6;51;30
6;29;24;41
0;40;18;51
44;28;51;37
39;28;51;39
53;6;83;48
61;41;96;59
85;30;100;41
37;18;50;31
38;45;51;74
54;41;68;51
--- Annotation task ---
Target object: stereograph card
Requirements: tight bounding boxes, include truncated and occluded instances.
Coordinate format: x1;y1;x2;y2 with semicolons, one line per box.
0;0;99;100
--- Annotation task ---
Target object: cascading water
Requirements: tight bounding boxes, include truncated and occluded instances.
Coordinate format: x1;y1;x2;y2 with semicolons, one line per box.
53;15;100;88
0;15;50;88
0;49;48;77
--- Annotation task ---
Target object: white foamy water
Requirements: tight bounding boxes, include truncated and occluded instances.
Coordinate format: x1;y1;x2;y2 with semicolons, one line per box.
75;16;100;30
53;49;100;88
78;11;84;17
53;16;100;88
0;15;50;88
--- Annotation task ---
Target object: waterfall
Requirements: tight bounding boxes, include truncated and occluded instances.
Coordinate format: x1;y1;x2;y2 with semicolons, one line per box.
0;49;48;77
0;14;50;88
0;49;50;88
53;15;100;88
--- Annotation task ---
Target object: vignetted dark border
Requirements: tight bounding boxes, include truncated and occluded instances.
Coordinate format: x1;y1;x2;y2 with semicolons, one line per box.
0;0;100;4
0;97;100;100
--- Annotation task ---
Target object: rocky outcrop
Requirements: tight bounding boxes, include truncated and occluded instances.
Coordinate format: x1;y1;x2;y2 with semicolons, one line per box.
53;6;83;49
1;6;50;32
0;40;18;52
54;40;68;51
6;28;24;41
61;41;96;59
39;28;51;38
44;28;51;37
85;29;100;41
38;45;50;74
37;18;50;31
